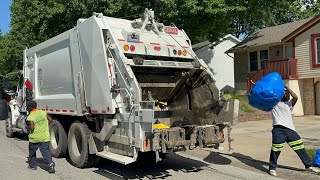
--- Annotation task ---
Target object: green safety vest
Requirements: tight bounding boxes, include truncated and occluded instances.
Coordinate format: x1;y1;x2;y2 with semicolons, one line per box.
27;109;50;143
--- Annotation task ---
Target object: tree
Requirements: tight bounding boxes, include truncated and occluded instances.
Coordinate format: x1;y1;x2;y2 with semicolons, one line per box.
300;0;320;18
9;0;147;47
9;0;247;45
0;33;23;90
143;0;244;43
228;0;303;39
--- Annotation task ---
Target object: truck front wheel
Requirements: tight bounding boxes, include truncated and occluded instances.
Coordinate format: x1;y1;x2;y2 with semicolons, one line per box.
49;120;68;157
6;112;14;138
68;121;95;168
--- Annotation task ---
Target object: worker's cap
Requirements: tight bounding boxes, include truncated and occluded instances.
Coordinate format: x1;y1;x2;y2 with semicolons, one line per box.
27;101;37;109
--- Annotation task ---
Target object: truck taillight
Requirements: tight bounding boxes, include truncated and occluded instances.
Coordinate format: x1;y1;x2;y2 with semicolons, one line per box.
123;45;129;51
183;50;187;56
130;45;135;52
178;50;182;56
154;46;161;51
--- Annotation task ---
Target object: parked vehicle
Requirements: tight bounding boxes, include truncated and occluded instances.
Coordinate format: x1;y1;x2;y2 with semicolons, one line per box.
0;9;239;167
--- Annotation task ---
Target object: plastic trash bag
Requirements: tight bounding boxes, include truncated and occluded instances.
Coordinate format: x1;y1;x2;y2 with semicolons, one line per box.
313;149;320;167
249;72;285;111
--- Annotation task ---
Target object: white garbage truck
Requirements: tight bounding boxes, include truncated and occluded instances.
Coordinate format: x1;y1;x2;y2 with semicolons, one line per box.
0;9;239;167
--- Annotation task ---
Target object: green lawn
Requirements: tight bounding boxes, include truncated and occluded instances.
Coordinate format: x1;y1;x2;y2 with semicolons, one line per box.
224;92;256;113
306;148;316;162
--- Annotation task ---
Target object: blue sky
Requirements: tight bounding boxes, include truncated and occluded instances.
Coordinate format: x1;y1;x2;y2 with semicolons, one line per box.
0;0;12;34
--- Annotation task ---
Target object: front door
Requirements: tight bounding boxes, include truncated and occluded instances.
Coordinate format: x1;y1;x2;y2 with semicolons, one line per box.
284;44;293;59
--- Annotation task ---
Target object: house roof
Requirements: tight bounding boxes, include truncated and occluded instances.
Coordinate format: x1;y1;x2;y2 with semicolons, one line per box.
192;34;241;51
282;15;320;42
192;41;211;51
227;17;314;53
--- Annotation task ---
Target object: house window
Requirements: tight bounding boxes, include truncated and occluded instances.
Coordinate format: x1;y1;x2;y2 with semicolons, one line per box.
316;38;320;64
311;33;320;68
249;50;269;72
249;51;258;72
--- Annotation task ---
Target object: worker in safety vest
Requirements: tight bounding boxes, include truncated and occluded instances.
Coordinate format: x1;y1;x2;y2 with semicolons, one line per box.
26;100;55;173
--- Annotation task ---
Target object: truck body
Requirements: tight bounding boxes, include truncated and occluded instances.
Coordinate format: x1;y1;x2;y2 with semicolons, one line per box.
1;10;239;167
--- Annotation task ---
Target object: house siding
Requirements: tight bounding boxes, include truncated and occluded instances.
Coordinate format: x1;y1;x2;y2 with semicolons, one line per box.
269;45;283;60
302;78;315;115
286;79;304;116
295;23;320;78
195;39;237;92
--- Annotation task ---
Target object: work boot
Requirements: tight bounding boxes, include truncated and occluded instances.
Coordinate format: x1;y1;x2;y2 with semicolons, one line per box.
269;170;277;176
48;162;55;174
307;167;320;173
28;165;37;170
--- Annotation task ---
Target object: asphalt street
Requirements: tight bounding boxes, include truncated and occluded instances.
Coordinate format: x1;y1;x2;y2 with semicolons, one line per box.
0;120;281;180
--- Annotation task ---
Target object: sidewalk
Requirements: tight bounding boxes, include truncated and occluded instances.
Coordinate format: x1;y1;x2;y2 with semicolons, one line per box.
222;116;320;179
183;116;320;180
228;116;320;167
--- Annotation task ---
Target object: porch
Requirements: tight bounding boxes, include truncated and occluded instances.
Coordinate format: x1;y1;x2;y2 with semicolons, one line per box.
247;58;298;93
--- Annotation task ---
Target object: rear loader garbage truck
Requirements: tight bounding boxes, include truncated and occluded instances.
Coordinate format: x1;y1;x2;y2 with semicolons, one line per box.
0;9;239;167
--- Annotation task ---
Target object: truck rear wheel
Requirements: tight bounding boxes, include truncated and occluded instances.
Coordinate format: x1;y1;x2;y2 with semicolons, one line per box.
6;112;14;138
68;121;95;168
49;120;68;158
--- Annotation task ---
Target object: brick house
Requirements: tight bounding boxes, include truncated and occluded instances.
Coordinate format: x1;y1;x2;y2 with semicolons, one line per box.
227;16;320;116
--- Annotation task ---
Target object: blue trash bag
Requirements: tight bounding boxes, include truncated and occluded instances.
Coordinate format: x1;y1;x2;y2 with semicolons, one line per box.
313;149;320;167
249;72;285;111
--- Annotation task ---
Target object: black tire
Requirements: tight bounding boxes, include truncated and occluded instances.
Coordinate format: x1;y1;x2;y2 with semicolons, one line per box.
68;121;96;168
0;99;8;120
94;156;101;167
49;120;68;158
6;112;14;138
160;152;168;160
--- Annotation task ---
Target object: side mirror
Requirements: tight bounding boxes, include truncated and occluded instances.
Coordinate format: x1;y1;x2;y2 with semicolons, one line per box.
0;99;8;120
